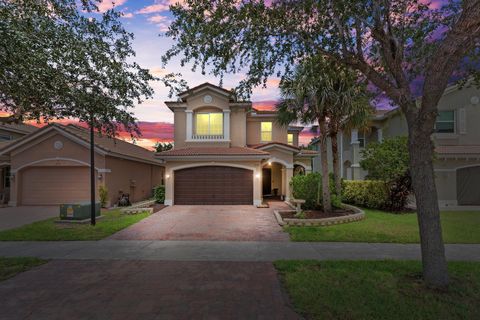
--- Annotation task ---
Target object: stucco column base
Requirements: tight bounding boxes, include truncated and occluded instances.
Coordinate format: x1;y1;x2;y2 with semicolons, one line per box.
284;168;293;201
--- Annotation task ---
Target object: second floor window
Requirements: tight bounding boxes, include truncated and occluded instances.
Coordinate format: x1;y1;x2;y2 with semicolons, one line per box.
358;131;366;148
287;133;294;145
261;122;272;142
195;113;223;135
435;110;455;133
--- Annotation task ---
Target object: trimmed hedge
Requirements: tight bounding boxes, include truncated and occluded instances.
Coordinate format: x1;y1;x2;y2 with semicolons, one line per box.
153;185;165;203
342;180;389;209
290;173;338;210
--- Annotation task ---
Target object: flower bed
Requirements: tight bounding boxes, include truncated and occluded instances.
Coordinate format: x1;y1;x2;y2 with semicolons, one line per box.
274;204;365;226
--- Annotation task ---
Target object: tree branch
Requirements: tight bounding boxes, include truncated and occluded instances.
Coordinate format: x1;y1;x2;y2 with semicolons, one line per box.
422;0;480;115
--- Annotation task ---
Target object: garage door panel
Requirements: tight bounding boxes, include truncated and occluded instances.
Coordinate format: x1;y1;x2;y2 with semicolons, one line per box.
457;166;480;205
21;167;90;205
174;166;253;205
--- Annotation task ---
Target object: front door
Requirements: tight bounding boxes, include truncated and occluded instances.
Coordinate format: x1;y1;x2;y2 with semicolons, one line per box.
262;168;272;196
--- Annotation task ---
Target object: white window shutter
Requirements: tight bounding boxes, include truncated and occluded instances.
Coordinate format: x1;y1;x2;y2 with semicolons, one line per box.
459;108;467;134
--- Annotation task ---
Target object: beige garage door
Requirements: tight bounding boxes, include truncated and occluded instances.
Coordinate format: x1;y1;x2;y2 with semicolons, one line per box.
21;167;90;205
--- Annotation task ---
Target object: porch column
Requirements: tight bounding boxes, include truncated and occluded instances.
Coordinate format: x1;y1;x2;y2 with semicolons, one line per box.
185;110;193;140
284;166;294;201
223;110;230;140
350;129;361;180
164;167;173;206
281;168;286;196
253;163;262;206
8;170;18;206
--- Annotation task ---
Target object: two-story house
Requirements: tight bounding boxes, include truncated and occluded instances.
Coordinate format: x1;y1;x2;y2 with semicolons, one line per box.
156;83;316;206
310;82;480;206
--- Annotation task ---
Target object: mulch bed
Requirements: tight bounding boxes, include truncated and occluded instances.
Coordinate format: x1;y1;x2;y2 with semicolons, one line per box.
280;209;354;219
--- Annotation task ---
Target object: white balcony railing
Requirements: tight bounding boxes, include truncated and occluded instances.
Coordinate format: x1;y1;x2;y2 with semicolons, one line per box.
191;134;224;140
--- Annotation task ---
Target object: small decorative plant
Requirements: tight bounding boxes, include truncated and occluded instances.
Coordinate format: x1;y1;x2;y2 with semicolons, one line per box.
99;185;108;208
154;185;165;203
294;210;306;219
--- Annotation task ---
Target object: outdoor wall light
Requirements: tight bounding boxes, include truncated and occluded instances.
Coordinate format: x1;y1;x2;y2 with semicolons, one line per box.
255;173;261;179
166;174;171;179
268;161;272;166
98;173;103;180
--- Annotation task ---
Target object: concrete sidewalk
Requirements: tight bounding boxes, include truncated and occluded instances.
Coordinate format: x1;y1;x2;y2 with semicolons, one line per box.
1;240;479;261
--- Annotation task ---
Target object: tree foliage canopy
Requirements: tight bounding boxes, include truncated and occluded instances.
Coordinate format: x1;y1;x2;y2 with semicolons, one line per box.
163;0;480;288
360;136;410;182
0;0;155;136
154;142;173;152
164;0;479;104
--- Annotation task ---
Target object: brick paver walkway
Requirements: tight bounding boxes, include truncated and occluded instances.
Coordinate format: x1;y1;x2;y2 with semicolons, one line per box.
109;202;290;241
0;260;300;320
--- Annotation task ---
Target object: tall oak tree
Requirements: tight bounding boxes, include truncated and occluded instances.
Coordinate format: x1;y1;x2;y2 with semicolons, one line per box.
163;0;480;288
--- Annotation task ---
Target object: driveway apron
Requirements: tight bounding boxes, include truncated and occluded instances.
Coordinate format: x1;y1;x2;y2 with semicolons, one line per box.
109;202;290;241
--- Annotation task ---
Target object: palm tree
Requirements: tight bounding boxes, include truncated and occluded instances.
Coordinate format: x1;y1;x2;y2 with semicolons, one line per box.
277;56;371;211
276;56;336;212
326;70;372;196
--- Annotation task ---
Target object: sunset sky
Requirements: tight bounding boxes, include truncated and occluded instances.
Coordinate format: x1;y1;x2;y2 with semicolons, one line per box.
23;0;446;149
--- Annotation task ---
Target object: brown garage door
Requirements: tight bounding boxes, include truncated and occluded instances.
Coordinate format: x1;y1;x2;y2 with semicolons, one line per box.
457;166;480;205
21;167;90;205
174;166;253;205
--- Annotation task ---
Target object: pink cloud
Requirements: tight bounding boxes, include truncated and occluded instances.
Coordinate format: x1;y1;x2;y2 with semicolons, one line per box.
149;67;169;77
147;15;167;23
97;0;128;13
145;14;171;31
122;12;134;18
137;3;169;14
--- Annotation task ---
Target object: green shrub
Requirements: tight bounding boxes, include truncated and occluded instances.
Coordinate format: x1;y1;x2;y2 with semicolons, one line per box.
99;185;108;208
290;173;336;210
360;136;412;210
342;180;389;209
153;185;165;203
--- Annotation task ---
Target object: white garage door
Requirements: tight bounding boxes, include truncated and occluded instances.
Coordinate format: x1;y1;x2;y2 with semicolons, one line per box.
21;167;90;205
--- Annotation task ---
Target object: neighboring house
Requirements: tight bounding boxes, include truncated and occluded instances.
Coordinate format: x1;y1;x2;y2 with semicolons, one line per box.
156;82;316;206
0;123;38;204
310;83;480;206
0;123;164;206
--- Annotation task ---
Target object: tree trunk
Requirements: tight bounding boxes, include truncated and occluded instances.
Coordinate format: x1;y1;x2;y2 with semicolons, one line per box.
331;133;342;196
318;118;332;212
408;127;449;288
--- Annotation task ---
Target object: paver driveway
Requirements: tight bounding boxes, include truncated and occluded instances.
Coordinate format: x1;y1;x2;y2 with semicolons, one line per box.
110;201;289;241
0;260;300;320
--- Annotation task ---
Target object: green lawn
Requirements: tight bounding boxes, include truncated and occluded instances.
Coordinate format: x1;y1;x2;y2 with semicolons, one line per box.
0;209;150;241
275;260;480;320
285;210;480;243
0;257;47;281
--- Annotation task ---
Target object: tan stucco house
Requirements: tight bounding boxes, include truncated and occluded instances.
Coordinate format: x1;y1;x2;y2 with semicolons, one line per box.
0;123;164;206
311;82;480;206
156;83;316;206
0;123;38;204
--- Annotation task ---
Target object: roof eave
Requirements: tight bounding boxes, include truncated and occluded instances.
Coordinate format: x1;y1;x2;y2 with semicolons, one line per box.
155;154;269;161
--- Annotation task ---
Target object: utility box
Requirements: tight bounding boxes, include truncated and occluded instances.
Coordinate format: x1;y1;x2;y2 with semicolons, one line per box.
60;202;101;220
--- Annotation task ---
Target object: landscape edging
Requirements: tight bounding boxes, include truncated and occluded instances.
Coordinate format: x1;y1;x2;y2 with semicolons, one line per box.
274;203;365;226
